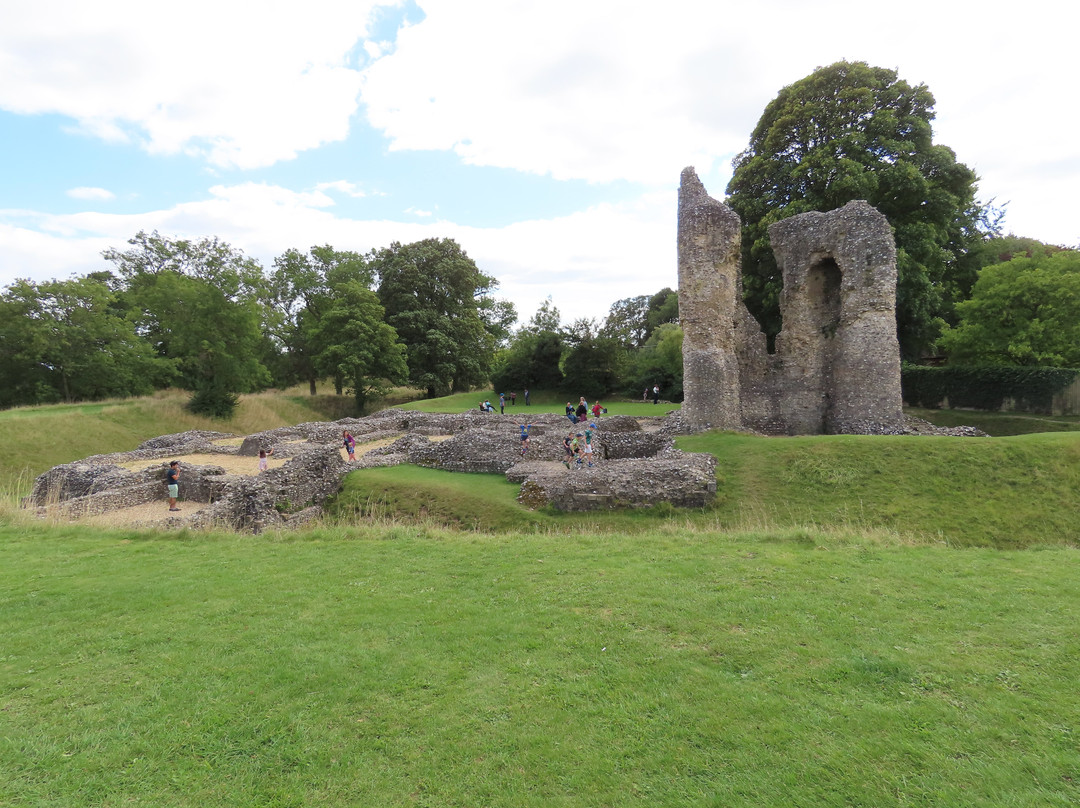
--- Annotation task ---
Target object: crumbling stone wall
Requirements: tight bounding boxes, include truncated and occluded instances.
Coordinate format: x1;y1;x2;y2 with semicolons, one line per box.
678;167;904;435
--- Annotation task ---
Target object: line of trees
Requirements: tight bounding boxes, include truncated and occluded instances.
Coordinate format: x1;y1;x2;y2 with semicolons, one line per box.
0;233;510;415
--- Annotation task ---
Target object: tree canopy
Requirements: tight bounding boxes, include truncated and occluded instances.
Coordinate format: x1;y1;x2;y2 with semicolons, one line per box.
938;250;1080;367
726;60;985;358
374;238;498;398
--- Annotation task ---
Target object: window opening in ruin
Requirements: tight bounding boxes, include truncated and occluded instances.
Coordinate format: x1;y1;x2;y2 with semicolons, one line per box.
808;257;842;339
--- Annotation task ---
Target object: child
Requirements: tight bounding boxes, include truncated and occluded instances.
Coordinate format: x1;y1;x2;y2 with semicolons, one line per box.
258;447;274;471
571;433;584;468
519;423;531;456
583;425;595;467
562;432;574;468
343;430;356;461
591;401;603;421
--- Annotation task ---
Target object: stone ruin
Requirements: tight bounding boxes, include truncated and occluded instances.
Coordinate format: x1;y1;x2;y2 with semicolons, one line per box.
25;409;717;533
678;167;904;435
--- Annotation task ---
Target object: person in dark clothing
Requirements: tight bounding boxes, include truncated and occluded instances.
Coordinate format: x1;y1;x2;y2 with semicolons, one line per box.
165;461;180;512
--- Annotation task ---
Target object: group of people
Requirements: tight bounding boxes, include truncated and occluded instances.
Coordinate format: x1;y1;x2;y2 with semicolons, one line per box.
562;422;596;469
643;384;660;404
481;389;531;414
565;396;605;424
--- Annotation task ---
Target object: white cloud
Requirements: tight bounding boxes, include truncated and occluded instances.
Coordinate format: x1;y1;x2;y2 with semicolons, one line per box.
66;187;115;201
357;0;1080;245
0;0;402;169
314;180;372;199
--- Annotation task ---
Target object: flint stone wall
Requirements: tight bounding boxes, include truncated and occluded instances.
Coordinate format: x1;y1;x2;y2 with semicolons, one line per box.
678;167;904;435
27;407;716;530
517;455;717;511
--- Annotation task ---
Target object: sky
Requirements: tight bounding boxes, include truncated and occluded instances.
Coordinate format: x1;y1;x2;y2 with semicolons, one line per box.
1;0;1077;327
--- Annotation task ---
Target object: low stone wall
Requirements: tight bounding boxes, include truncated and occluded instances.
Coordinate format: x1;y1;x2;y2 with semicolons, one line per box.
517;454;717;511
26;410;722;531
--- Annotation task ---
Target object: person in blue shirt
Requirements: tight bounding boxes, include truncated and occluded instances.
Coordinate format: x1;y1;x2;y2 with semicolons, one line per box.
165;461;180;512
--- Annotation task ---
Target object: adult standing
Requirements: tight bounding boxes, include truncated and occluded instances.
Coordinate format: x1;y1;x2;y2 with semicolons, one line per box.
165;460;181;512
524;388;530;406
652;385;660;405
510;391;516;406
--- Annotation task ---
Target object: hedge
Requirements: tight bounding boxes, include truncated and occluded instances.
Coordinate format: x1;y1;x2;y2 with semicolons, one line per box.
901;366;1080;413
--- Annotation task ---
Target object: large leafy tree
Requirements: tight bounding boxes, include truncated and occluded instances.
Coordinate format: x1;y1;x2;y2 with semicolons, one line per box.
104;231;270;417
0;276;173;408
938;250;1080;367
373;238;499;398
600;288;679;349
561;318;625;397
267;245;372;394
306;280;408;409
490;299;566;393
726;61;985;358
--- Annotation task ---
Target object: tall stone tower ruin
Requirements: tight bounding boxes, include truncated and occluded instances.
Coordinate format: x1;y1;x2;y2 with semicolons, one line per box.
677;167;904;435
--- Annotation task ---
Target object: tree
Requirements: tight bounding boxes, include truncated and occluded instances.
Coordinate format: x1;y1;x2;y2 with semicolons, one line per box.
561;318;625;396
600;288;679;349
105;231;270;417
0;276;174;408
490;299;566;393
267;245;372;394
938;251;1080;367
624;323;684;402
726;61;985;358
373;238;499;397
306;280;407;409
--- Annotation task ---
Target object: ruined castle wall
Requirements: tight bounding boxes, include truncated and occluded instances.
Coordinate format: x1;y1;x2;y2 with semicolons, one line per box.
677;167;744;432
768;201;903;434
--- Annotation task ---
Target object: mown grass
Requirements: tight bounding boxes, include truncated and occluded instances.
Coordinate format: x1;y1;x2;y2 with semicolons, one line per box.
327;431;1080;548
396;389;678;417
1;524;1077;807
908;406;1080;436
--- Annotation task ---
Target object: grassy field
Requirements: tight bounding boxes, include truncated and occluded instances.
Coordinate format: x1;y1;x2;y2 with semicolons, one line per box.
2;391;1079;805
1;524;1077;807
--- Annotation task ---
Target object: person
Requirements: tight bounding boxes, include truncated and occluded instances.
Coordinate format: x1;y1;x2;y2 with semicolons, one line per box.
483;400;495;412
583;424;596;467
562;431;574;468
575;398;588;423
652;384;660;405
499;392;505;414
644;388;649;402
565;402;577;423
571;433;584;468
591;400;603;421
258;447;274;472
510;391;516;406
519;423;531;455
524;388;530;406
165;460;180;512
343;430;356;461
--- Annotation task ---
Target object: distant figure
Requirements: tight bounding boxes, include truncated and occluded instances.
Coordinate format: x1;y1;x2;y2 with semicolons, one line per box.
652;385;660;405
591;401;603;421
576;398;588;422
524;388;530;406
519;423;531;455
343;430;356;461
258;448;274;472
644;388;649;402
499;392;505;414
483;400;495;412
165;460;180;512
565;402;577;423
510;391;516;406
562;432;574;468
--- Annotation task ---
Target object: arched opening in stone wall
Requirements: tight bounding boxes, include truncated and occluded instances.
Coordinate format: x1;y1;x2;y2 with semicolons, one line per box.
807;256;842;429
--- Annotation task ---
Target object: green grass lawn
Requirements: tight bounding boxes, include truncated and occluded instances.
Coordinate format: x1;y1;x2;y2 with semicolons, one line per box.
395;389;679;417
1;524;1077;807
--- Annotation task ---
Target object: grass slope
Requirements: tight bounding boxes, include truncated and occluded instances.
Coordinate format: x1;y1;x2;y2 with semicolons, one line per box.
1;525;1077;807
